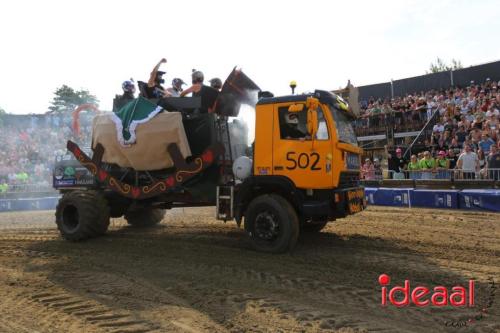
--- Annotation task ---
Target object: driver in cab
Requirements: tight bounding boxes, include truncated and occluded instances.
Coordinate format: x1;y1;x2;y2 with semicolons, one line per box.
282;113;309;140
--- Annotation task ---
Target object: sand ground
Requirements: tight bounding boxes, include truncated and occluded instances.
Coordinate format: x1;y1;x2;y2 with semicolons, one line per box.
0;206;498;333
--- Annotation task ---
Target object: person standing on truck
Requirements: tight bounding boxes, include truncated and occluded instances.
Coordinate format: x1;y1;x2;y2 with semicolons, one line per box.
181;70;218;113
113;80;136;112
180;70;205;97
146;58;171;98
209;78;223;91
166;78;186;97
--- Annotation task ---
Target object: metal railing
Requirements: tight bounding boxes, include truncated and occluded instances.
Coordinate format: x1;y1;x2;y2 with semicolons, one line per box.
354;108;435;138
381;169;500;181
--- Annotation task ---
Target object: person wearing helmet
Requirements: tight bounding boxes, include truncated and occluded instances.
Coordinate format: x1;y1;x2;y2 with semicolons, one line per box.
181;70;219;114
146;58;171;98
180;70;205;97
112;80;136;112
166;78;186;97
282;112;306;139
209;77;222;91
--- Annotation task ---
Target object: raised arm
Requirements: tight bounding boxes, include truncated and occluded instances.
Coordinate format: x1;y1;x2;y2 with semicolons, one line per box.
148;58;167;87
180;83;201;97
180;85;196;97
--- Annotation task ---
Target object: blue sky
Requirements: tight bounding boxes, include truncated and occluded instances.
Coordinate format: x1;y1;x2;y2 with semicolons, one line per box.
0;0;499;114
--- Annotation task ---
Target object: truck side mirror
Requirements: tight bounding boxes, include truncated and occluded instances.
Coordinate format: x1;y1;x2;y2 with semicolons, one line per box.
305;97;319;138
307;109;318;138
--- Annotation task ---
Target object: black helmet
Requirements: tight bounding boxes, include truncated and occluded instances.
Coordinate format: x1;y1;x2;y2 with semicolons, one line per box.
209;77;222;90
156;70;166;85
191;70;204;84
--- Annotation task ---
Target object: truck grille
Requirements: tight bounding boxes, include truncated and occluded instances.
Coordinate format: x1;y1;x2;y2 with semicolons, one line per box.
339;171;360;188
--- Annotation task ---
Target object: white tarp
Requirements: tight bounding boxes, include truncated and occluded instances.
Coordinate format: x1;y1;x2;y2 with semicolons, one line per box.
92;112;191;171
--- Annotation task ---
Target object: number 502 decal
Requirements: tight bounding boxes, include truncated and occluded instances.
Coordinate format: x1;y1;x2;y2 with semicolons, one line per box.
286;152;321;170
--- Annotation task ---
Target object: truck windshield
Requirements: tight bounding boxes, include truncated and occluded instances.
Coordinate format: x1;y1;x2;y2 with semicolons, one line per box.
329;106;358;146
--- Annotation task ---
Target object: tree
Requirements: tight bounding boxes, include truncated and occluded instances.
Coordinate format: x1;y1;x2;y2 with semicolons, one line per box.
48;85;99;113
428;57;463;73
0;107;5;127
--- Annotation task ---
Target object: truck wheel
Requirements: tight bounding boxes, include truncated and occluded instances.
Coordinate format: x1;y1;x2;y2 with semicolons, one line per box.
245;194;299;253
301;221;328;233
124;208;165;228
55;190;110;241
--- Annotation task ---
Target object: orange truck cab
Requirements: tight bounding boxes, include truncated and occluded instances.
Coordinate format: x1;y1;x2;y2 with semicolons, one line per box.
227;90;366;253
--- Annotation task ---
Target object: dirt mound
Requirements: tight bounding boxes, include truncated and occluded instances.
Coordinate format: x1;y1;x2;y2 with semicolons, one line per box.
0;207;498;332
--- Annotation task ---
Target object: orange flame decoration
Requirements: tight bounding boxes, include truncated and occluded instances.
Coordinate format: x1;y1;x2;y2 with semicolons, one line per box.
72;104;100;137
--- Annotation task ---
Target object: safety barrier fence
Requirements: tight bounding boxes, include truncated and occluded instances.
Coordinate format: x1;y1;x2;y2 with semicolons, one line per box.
0;196;60;212
354;112;429;137
364;187;500;212
2;188;498;213
0;183;56;194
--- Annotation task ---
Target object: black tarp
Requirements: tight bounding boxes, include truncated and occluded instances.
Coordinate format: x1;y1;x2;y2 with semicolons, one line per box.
358;82;391;102
392;71;451;97
453;61;500;87
357;60;500;101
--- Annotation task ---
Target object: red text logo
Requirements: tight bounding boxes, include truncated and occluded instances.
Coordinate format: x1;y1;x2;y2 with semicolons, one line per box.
379;274;474;307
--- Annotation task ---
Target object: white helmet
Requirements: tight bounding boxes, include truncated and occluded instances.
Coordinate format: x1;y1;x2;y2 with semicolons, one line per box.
285;113;299;125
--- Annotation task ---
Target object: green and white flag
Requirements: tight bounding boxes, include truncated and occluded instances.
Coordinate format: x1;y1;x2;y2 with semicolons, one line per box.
111;97;163;147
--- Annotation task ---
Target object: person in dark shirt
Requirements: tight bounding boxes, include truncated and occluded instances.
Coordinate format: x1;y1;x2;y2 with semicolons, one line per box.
387;147;407;179
455;125;467;145
443;118;455;133
181;70;204;96
447;149;458;169
487;144;500;180
181;70;218;113
112;80;135;112
209;78;223;91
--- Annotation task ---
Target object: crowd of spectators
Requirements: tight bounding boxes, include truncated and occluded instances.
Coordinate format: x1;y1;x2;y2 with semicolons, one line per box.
355;91;436;136
360;78;500;180
2;78;499;194
0;113;93;194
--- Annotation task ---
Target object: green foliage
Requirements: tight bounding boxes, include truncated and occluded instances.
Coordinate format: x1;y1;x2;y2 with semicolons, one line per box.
428;57;463;73
0;107;5;127
48;85;99;113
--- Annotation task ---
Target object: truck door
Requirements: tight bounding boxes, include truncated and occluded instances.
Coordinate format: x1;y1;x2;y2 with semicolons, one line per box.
272;104;334;189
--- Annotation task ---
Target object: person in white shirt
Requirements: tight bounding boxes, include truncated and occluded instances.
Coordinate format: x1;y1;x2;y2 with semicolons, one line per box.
432;122;445;133
457;144;479;179
166;78;186;97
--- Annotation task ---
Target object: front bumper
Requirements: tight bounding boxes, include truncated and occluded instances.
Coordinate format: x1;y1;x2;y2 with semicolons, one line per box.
301;187;366;220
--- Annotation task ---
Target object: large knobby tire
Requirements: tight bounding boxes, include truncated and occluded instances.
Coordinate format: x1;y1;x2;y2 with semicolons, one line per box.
301;220;328;233
245;194;299;253
124;208;166;228
55;190;110;241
